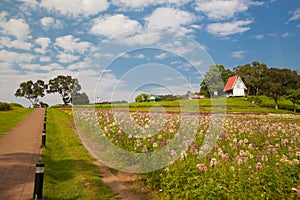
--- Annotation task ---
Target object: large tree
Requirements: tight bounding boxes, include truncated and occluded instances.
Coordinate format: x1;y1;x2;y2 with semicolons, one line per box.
262;68;299;109
135;93;150;102
233;61;267;96
15;80;46;105
72;92;90;105
47;75;81;105
287;89;300;113
200;65;234;97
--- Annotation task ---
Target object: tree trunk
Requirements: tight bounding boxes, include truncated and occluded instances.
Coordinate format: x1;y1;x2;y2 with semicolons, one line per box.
275;101;278;110
293;102;296;113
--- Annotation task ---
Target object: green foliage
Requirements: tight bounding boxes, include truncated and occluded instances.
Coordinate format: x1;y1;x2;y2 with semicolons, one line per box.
0;102;11;111
15;80;46;105
47;75;81;105
0;106;33;137
42;108;115;199
9;103;23;107
135;93;150;102
287;89;300;113
72;92;90;105
200;65;234;97
261;68;299;109
234;61;267;96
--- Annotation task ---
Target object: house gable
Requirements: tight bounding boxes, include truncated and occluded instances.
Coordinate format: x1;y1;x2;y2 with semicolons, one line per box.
224;75;247;97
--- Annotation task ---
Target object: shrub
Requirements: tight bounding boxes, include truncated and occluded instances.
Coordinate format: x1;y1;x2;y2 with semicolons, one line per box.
10;103;23;107
0;102;11;111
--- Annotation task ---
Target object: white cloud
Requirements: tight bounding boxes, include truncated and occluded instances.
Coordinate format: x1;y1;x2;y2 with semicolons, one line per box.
195;0;264;20
40;56;51;62
111;0;191;11
281;32;290;38
19;63;41;71
155;52;168;60
288;8;300;22
57;53;80;63
1;37;32;50
0;50;34;63
35;37;51;54
40;0;109;18
55;35;92;54
1;18;31;40
145;7;196;30
40;63;64;71
231;50;247;59
206;20;252;36
118;29;161;45
90;14;141;37
40;17;63;29
254;34;264;39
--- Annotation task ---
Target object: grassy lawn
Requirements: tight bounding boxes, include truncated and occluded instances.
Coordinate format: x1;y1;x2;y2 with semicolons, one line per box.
42;108;116;200
0;106;33;137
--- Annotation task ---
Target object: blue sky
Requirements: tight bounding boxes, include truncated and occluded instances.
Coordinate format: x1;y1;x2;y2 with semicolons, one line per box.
0;0;299;106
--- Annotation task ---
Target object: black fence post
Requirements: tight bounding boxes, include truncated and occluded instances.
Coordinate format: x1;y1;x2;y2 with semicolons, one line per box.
33;162;44;200
43;121;46;133
41;129;46;147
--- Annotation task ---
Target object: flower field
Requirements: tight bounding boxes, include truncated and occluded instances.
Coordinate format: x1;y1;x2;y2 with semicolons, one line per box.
74;110;300;199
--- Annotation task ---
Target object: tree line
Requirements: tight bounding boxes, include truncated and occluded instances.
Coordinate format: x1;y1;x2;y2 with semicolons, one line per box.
15;75;89;106
200;61;300;111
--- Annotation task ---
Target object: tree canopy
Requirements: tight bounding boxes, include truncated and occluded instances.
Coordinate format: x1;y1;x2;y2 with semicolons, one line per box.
15;80;46;105
233;61;267;96
261;68;299;109
135;93;150;102
72;92;90;105
47;75;81;105
200;65;234;97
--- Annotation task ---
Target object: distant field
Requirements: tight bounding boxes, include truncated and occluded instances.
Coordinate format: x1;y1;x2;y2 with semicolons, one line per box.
0;106;33;137
83;97;297;114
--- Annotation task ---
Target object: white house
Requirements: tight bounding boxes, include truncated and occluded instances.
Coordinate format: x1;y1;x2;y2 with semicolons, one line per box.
223;75;247;97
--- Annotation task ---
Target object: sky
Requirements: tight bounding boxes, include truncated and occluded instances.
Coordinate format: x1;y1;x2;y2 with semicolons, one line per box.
0;0;300;106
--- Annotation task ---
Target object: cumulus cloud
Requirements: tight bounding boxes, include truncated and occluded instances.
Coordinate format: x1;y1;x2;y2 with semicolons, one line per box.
254;34;264;39
287;8;300;22
40;17;63;29
0;50;34;63
145;7;196;30
1;37;32;50
111;0;191;11
231;50;247;59
90;14;141;37
40;0;109;17
195;0;264;20
55;35;92;54
1;18;31;40
57;53;80;63
35;37;51;54
206;20;253;36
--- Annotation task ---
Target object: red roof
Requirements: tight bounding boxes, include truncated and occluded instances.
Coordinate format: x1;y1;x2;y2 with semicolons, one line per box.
223;75;238;92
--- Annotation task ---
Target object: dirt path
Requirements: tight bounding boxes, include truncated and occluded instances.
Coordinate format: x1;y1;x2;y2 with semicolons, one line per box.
93;161;151;200
0;108;44;200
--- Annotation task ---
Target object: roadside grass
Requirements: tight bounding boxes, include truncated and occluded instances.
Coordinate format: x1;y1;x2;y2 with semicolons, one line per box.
0;106;33;137
42;108;116;200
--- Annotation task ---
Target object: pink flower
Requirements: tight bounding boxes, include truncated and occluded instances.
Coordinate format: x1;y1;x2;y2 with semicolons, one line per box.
256;162;262;170
221;153;229;161
197;164;207;172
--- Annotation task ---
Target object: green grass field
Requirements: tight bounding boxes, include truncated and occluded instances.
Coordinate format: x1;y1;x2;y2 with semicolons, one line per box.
42;108;116;200
0;106;33;137
90;96;297;114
